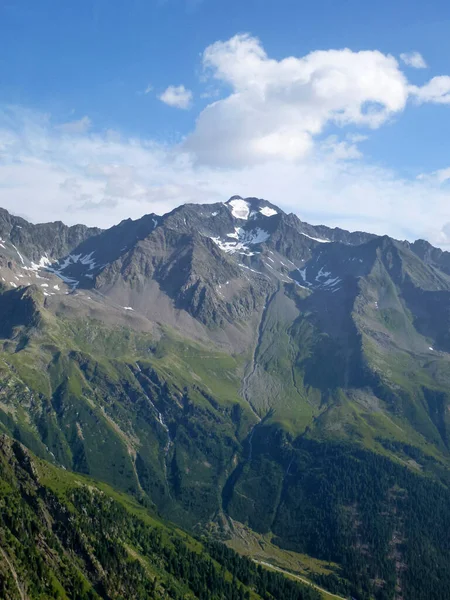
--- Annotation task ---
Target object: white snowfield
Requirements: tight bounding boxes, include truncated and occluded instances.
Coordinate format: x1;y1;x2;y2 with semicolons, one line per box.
210;227;270;255
259;206;278;217
227;199;250;220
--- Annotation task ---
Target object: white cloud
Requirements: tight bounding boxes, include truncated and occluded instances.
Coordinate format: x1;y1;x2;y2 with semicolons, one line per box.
186;34;410;165
410;76;450;104
346;133;369;143
435;167;450;183
320;135;362;160
186;35;449;167
419;166;450;184
56;116;91;134
144;84;153;94
400;51;427;69
159;85;193;109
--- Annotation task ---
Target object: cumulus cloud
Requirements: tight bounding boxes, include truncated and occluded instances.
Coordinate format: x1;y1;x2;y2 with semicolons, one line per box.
411;76;450;104
159;85;193;109
400;51;427;69
186;35;450;167
186;34;410;165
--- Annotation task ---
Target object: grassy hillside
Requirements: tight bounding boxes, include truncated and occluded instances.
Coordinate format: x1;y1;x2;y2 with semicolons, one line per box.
0;293;256;528
0;433;322;600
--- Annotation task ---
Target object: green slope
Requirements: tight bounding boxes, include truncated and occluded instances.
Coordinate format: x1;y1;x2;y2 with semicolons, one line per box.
0;433;323;600
0;288;256;528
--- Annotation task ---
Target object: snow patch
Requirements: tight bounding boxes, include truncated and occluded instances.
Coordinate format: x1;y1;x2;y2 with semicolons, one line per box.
79;252;96;270
239;264;262;275
300;232;330;243
211;227;270;256
260;206;277;217
315;266;332;282
293;280;309;290
321;276;341;287
38;252;98;289
123;306;134;311
29;255;51;271
297;267;340;290
250;229;271;244
56;252;96;271
11;244;24;264
228;199;250;220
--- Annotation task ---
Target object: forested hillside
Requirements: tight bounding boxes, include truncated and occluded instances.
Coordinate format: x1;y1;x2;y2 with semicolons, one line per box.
0;434;322;600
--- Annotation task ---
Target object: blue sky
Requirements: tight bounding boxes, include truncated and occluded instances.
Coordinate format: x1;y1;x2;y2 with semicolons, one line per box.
1;0;450;246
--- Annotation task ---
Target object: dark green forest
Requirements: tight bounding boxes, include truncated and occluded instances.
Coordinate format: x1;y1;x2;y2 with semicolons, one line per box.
226;433;450;600
0;434;320;600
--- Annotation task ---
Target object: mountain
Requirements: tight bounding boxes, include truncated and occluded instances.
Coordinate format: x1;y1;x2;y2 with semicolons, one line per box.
0;196;450;599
